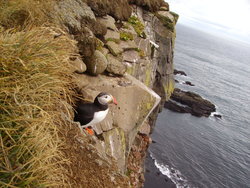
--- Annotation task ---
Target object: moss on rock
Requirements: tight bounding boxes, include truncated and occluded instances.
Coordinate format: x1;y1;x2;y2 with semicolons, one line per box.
128;16;146;38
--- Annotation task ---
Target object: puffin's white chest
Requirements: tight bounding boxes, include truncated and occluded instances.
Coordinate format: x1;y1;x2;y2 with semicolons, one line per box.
84;109;109;127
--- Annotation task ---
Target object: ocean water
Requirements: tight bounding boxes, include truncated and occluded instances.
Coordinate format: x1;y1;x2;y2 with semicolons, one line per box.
145;24;250;188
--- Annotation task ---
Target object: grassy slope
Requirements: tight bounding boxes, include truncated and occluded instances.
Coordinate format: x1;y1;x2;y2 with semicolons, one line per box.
0;1;78;187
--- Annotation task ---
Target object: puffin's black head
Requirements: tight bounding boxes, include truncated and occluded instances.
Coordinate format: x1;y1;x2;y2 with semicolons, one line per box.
94;92;118;105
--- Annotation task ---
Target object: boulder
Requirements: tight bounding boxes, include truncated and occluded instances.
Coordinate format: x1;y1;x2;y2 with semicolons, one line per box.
184;81;195;86
156;10;175;32
214;114;222;119
174;69;187;76
97;15;118;31
69;56;87;73
85;50;108;75
106;41;123;56
166;88;216;117
164;100;191;113
106;54;127;76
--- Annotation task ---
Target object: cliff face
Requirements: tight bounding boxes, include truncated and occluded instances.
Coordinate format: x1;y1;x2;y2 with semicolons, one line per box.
57;1;177;185
54;0;178;186
0;0;177;187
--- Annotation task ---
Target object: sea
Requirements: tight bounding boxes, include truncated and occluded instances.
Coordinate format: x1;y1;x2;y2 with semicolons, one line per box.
144;24;250;188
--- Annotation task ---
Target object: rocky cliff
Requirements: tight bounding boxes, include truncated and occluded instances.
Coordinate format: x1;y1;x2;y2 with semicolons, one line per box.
0;0;178;187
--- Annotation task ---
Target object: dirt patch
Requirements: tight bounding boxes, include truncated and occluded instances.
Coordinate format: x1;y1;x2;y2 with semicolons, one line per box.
61;123;131;187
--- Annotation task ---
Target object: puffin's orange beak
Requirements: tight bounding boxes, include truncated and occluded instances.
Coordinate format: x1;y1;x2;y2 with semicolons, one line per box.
113;97;118;105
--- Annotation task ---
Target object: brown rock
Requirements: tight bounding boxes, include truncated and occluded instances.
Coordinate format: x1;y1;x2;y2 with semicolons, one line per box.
122;50;140;63
85;50;108;75
104;30;120;40
106;54;126;76
97;15;118;31
106;41;123;56
86;0;132;20
69;56;87;73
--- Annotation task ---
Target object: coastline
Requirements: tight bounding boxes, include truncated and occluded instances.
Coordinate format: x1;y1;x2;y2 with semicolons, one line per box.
144;152;176;188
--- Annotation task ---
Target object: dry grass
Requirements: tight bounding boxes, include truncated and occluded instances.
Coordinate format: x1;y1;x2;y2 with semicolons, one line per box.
0;0;55;29
0;27;78;187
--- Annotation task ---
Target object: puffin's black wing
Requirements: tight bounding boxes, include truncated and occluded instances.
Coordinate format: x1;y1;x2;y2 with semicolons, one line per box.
74;103;95;126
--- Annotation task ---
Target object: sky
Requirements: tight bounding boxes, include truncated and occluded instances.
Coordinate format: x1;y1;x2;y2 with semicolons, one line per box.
166;0;250;44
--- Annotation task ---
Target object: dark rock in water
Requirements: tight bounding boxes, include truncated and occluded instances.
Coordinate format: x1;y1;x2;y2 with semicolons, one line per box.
164;100;191;113
174;69;187;76
174;79;179;83
165;88;216;117
214;114;222;119
184;81;195;86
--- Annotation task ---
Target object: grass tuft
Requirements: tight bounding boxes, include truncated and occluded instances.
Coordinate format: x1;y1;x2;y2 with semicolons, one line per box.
0;27;78;187
0;0;55;30
128;16;146;38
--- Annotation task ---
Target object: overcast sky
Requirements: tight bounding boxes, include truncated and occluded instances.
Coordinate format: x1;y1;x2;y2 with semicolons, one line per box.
167;0;250;44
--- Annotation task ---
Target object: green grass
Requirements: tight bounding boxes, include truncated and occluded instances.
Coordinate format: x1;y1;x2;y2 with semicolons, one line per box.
120;32;134;41
0;26;77;187
128;16;146;38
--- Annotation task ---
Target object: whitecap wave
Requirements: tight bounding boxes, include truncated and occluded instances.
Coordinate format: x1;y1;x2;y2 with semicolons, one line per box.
150;153;190;188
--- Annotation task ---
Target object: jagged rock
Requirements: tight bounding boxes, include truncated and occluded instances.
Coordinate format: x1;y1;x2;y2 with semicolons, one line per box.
129;0;167;12
164;100;191;113
214;114;222;119
166;88;216;117
99;47;109;56
134;38;151;57
159;6;169;11
185;81;195;86
86;0;132;20
106;54;126;76
156;10;175;32
104;29;120;41
85;50;108;75
120;40;138;51
54;0;96;32
121;24;138;36
76;27;97;57
106;41;123;56
69;56;87;73
97;15;118;31
74;74;160;172
174;69;187;76
122;50;140;63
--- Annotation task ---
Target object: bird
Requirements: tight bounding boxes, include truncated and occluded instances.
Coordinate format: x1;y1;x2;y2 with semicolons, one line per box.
74;92;117;135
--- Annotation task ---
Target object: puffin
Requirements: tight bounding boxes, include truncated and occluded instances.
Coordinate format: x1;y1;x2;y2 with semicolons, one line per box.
74;92;118;135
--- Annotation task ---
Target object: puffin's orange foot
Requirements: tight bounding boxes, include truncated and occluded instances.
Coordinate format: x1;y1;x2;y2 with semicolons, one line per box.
85;127;94;135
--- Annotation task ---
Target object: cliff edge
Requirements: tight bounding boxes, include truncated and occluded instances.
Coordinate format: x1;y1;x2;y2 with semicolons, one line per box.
0;0;178;187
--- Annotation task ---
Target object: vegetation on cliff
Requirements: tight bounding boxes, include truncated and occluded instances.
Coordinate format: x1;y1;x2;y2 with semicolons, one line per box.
0;26;77;186
0;0;177;187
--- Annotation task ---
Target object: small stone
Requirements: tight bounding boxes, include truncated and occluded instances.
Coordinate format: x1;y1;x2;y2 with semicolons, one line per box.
106;41;123;56
85;50;108;75
69;56;87;73
106;54;126;76
95;159;103;166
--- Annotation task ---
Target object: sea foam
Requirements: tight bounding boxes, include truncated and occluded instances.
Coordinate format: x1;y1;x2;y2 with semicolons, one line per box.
150;153;191;188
